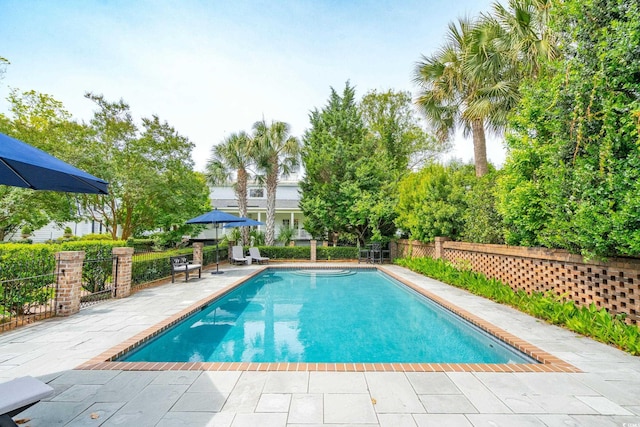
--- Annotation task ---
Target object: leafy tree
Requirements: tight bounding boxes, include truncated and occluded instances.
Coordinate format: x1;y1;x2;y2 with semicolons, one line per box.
300;83;369;241
301;84;407;244
253;120;301;246
205;131;254;245
0;90;88;239
395;163;474;241
79;93;210;241
497;0;640;257
359;89;448;170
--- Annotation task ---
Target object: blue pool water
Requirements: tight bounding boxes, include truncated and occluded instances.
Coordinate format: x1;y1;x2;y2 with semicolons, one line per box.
120;269;535;364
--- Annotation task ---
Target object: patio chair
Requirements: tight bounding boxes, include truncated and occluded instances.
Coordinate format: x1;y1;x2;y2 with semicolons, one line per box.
230;245;250;265
249;247;270;264
0;376;54;427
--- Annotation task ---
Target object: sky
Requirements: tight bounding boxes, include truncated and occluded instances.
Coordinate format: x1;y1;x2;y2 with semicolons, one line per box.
0;0;503;173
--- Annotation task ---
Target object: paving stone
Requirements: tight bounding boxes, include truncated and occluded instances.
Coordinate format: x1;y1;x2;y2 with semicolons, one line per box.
324;393;378;424
221;371;267;413
419;394;478;414
378;413;418;426
17;400;94;426
188;371;242;393
413;414;472;427
366;372;425;414
576;395;634;415
288;394;323;424
172;391;230;412
230;412;287;427
309;372;367;393
156;411;235;427
51;384;101;402
255;393;291;412
151;370;201;385
465;413;547;426
49;369;121;385
65;402;126;426
263;371;308;393
103;384;189;426
406;372;461;395
92;371;159;402
447;372;511;414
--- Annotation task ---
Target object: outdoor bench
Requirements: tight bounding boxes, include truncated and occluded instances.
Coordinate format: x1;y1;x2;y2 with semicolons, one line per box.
0;376;54;427
170;255;202;283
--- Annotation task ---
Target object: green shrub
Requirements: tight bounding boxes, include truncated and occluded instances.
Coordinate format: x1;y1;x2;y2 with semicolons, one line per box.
0;244;57;316
317;246;358;260
81;233;114;241
395;257;640;355
255;246;310;260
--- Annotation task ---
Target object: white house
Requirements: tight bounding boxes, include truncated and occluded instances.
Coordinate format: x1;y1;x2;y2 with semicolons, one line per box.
193;176;311;243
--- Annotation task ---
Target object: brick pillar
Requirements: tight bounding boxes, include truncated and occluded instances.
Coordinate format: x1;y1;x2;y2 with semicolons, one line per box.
227;241;236;262
310;240;317;262
55;251;85;316
389;240;398;261
193;242;203;265
112;247;134;298
434;236;450;260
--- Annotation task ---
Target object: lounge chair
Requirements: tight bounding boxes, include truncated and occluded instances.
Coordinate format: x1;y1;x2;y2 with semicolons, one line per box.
0;376;54;427
249;247;269;264
230;245;249;265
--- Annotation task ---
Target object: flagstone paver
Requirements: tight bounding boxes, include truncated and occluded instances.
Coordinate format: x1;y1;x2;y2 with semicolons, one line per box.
0;262;638;426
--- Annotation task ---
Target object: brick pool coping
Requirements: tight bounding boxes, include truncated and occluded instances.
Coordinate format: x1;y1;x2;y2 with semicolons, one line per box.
77;265;580;373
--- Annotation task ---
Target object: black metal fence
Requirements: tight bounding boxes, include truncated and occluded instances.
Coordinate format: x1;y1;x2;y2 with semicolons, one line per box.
0;257;59;332
80;253;118;309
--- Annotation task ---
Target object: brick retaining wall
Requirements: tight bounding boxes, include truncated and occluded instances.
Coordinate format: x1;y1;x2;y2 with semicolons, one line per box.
397;239;640;325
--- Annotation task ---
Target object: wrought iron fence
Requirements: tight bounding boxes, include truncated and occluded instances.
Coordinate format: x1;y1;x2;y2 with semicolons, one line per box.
203;244;228;265
80;252;117;309
131;249;175;289
0;257;59;332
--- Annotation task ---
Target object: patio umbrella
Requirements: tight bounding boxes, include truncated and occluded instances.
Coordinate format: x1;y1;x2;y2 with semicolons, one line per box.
222;218;264;228
0;132;109;194
186;209;245;274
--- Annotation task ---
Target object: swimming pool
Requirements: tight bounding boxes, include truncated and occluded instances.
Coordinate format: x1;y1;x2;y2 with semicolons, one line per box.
119;268;535;364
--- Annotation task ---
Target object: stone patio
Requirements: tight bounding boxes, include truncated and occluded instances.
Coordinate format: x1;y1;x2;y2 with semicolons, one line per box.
1;263;639;426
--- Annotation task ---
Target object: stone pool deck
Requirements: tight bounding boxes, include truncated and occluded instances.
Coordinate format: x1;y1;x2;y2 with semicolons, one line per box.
1;263;639;426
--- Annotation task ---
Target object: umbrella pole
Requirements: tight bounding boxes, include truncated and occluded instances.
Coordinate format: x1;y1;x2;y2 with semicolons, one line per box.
211;222;224;275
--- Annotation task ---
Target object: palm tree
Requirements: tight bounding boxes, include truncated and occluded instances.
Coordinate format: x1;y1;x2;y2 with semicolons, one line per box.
414;18;493;177
414;2;556;177
205;131;253;245
253;120;301;246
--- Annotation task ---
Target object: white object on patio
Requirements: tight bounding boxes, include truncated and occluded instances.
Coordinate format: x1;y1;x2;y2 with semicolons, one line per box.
249;247;270;264
231;245;250;265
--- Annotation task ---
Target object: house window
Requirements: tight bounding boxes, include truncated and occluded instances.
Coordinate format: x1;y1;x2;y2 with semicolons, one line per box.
249;188;264;198
282;219;290;227
293;219;299;229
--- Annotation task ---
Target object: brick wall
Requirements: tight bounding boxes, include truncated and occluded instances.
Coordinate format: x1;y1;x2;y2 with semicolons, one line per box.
397;239;640;325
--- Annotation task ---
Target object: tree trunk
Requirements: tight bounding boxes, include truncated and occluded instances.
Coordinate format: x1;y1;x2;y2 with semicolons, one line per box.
237;167;249;245
265;159;279;246
471;119;489;177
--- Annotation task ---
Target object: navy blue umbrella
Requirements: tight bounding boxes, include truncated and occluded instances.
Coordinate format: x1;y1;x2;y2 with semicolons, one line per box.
223;218;264;228
186;209;246;274
0;133;109;194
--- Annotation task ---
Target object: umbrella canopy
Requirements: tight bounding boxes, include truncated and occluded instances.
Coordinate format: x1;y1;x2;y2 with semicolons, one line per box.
223;218;264;228
186;209;246;225
0;133;109;194
186;209;246;275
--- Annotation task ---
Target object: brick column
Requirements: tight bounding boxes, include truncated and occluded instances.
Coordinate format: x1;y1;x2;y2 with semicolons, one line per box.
112;247;134;298
310;240;317;262
193;242;203;265
434;236;450;260
55;251;85;316
389;240;398;261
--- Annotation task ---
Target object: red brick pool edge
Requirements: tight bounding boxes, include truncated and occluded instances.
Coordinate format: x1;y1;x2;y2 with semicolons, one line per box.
77;265;581;373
